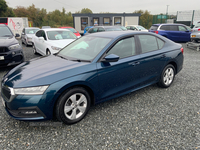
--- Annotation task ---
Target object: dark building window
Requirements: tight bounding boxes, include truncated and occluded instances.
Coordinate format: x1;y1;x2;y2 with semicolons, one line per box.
93;18;99;26
114;17;121;25
103;18;110;26
81;18;88;30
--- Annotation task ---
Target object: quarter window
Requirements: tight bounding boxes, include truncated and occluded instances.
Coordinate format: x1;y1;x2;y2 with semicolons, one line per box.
107;37;136;59
157;38;165;49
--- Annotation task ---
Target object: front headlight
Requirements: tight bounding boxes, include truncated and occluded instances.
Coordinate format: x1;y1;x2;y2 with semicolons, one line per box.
14;85;49;95
51;46;61;51
8;44;21;50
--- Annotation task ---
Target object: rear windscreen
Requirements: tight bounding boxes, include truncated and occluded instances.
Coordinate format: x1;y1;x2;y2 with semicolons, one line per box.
149;25;158;30
0;18;7;23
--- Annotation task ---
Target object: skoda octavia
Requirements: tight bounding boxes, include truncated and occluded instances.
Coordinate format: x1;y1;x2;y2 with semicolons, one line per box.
1;31;184;125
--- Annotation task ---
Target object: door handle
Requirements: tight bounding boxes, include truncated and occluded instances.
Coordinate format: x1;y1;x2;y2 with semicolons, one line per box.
161;54;166;58
129;61;140;66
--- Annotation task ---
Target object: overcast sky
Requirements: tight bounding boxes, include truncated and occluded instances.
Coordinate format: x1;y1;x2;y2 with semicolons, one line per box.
5;0;200;15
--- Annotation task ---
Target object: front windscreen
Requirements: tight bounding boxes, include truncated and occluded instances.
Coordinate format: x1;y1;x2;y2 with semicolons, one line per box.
47;30;77;40
136;25;146;30
0;26;13;37
25;28;39;34
57;36;112;61
67;28;77;33
105;27;122;31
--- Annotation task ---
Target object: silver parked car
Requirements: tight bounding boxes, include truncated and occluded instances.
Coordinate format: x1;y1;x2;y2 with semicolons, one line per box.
191;23;200;42
21;27;40;46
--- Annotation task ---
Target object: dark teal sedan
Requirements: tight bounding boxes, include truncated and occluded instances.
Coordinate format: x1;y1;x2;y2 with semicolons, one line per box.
1;31;184;124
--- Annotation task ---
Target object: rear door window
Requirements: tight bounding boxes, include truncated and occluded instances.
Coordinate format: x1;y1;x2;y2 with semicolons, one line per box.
160;25;170;30
138;35;164;53
170;25;178;31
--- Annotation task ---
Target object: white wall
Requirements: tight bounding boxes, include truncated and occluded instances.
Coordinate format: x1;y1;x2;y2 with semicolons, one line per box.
125;16;139;26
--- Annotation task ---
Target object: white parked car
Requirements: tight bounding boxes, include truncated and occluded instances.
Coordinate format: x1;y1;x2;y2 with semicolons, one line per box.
32;28;77;56
126;25;148;32
21;27;40;46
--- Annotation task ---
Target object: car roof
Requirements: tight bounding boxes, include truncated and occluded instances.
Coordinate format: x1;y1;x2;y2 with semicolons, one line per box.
85;30;155;39
153;23;187;26
60;26;73;28
25;27;40;29
41;28;70;31
91;26;122;28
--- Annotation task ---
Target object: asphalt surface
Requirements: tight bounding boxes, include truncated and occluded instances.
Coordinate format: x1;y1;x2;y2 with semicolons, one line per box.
0;40;200;150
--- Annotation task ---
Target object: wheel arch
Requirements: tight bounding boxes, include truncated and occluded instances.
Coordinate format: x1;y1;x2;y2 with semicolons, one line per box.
167;61;177;74
52;83;95;118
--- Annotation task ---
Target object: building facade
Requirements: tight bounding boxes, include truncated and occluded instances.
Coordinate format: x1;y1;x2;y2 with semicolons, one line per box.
72;13;141;34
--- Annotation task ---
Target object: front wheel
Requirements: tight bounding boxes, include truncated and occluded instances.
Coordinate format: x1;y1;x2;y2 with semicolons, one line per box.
55;87;91;125
32;43;37;54
158;64;175;88
46;49;51;55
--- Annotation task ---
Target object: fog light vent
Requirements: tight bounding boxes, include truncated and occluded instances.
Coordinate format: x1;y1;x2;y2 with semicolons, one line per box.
21;110;38;114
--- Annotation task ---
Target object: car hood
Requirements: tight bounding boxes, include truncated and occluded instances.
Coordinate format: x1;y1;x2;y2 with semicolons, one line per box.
26;34;34;38
0;36;18;47
49;39;75;48
3;55;92;88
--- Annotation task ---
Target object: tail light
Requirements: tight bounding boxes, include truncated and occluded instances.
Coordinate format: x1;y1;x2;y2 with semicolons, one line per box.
198;29;200;31
180;47;184;54
154;31;158;34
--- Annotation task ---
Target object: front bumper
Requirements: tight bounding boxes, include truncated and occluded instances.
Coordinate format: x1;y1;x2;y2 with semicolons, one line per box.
0;49;24;67
1;85;55;121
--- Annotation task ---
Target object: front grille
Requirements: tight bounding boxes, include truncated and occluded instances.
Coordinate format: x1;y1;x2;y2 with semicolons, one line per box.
1;85;11;102
0;47;9;53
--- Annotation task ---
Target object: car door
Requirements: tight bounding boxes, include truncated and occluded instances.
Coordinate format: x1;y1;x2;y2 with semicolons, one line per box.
38;31;48;55
34;30;47;55
96;36;142;101
136;34;167;85
34;30;43;52
178;25;191;42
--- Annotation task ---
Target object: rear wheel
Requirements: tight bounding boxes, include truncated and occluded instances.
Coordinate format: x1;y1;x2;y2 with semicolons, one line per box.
158;64;175;88
191;39;199;43
55;87;91;125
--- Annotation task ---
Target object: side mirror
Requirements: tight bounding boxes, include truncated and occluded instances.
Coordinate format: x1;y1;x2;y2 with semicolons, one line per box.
102;54;120;62
39;37;44;40
15;33;20;37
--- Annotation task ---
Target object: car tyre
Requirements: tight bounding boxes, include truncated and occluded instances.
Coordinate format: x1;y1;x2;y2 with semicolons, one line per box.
46;49;51;55
55;87;91;125
158;64;175;88
32;43;37;54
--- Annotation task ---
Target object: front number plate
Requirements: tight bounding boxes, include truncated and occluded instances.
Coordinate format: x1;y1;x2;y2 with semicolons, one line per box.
0;56;4;60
